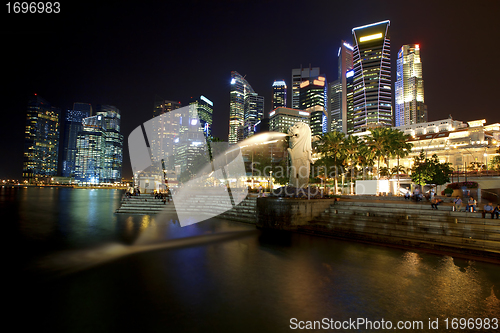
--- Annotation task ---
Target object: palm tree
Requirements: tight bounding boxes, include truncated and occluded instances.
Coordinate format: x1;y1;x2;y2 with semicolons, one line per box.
389;129;413;194
366;127;392;179
316;131;346;194
343;135;360;194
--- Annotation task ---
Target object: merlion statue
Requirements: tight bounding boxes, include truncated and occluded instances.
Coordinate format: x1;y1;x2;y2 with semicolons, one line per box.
287;122;314;188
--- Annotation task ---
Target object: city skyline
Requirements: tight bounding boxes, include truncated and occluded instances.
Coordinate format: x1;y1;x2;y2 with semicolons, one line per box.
2;0;499;179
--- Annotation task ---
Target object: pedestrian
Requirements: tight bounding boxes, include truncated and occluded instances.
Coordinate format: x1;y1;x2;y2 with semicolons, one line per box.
453;196;462;212
258;185;263;198
482;202;495;219
431;197;443;209
465;196;477;212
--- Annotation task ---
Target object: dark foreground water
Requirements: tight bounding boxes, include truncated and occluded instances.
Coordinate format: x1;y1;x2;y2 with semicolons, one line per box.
3;187;500;332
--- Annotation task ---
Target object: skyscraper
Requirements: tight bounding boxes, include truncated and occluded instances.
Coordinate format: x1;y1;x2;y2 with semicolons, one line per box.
299;75;327;137
328;79;342;132
291;66;320;109
229;71;263;143
75;115;105;184
154;99;181;118
395;44;427;127
352;20;392;132
272;80;287;109
95;105;123;183
337;41;354;133
61;103;92;178
75;105;123;184
244;93;264;139
189;95;213;138
23;94;61;183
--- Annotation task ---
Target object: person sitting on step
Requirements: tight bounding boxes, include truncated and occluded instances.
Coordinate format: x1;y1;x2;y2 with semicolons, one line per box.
431;197;443;210
465;197;477;212
482;202;495;219
494;204;500;219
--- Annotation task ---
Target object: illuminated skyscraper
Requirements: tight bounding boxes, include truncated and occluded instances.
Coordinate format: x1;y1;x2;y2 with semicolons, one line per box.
244;93;264;139
269;107;310;134
61;103;92;177
95;105;123;183
189;95;213;138
272;80;287;109
299;75;327;137
75;105;123;184
23;94;61;183
153;99;181;117
352;20;392;132
291;66;320;109
395;44;427;127
229;71;263;143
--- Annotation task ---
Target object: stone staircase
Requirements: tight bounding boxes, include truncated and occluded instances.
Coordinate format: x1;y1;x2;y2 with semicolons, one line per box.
115;193;257;224
300;198;500;258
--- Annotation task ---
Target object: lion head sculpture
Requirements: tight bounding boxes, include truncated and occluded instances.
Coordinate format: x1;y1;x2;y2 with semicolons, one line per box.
287;122;313;188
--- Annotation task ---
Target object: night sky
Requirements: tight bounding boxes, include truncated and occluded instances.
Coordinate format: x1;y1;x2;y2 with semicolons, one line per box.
2;0;499;179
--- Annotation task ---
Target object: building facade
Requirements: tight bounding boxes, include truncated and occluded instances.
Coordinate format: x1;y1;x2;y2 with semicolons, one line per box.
75;105;123;184
269;107;310;134
230;71;264;143
395;44;427;127
61;103;92;178
299;76;327;137
189;95;213;138
352;20;392;132
23;94;61;184
272;80;287;109
291;66;320;109
393;119;500;172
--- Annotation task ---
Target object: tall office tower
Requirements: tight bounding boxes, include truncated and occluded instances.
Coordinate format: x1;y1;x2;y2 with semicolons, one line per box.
291;66;320;109
95;105;123;183
395;44;427;127
153;99;181;117
61;103;92;177
345;69;355;134
230;71;261;144
75;115;105;184
352;20;392;132
272;80;287;109
243;93;264;139
23;94;60;184
189;95;213;138
299;75;327;137
336;41;354;133
328;79;342;132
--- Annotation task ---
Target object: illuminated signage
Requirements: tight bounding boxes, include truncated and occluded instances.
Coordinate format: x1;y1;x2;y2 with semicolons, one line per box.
299;111;309;116
299;81;310;88
200;95;213;106
190;119;197;126
359;33;383;42
313;80;325;86
346;70;354;78
317;76;325;81
269;111;276;117
230;78;236;84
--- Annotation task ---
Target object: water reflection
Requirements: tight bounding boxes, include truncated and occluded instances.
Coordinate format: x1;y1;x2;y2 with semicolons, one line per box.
5;187;500;332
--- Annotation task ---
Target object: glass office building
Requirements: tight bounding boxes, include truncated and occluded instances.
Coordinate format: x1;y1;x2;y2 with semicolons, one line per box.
395;44;427;127
22;94;61;184
352;20;392;132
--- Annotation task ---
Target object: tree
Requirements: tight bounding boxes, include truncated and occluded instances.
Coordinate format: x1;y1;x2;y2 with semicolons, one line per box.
410;151;453;187
315;131;346;193
343;135;360;194
366;127;392;179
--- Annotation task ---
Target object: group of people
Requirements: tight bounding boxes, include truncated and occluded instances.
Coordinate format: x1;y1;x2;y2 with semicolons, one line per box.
125;187;140;197
153;189;171;204
453;196;500;218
